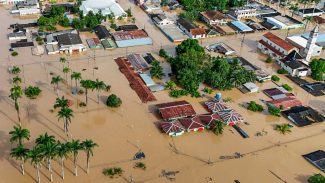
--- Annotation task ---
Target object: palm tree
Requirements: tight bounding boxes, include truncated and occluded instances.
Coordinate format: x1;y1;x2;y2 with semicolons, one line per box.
56;141;69;179
57;107;74;134
63;67;70;82
12;76;22;84
150;60;164;79
80;80;95;105
54;96;69;109
9;85;23;123
212;120;225;136
51;76;62;92
71;72;82;93
275;124;292;134
289;4;299;17
10;144;29;175
303;16;315;31
40;141;57;182
81;139;98;174
59;57;66;71
35;132;55;146
9;125;30;145
92;79;106;103
11;66;21;75
29;146;44;183
67;139;82;176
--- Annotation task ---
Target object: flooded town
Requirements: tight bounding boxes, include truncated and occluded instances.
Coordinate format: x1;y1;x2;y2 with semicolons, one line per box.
0;0;325;182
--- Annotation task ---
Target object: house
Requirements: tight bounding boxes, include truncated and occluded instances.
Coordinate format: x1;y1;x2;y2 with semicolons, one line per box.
56;33;86;53
229;21;254;33
8;32;27;41
206;42;236;56
79;0;126;18
94;25;110;40
255;69;271;82
243;82;259;93
11;41;34;48
198;113;223;129
111;29;153;47
179;116;205;132
258;32;297;59
267;96;302;110
143;53;156;64
151;14;174;26
263;87;291;100
204;100;229;113
0;0;25;4
127;53;150;71
200;11;229;25
217;109;243;126
303;150;325;172
282;106;324;127
157;23;188;42
156;100;196;121
160;121;185;136
277;51;309;77
11;0;40;15
264;15;304;29
116;25;139;31
228;6;257;19
86;38;103;49
177;18;206;39
296;8;324;17
140;1;161;13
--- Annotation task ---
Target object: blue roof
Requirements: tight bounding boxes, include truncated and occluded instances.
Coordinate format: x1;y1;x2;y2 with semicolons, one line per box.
231;21;253;32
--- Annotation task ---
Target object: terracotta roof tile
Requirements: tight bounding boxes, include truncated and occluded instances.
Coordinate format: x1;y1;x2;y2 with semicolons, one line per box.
263;32;295;51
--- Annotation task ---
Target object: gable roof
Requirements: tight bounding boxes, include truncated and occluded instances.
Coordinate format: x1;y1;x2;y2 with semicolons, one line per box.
177;18;197;31
156;100;196;120
179;116;205;130
190;28;206;36
160;121;185;134
204;100;229;113
57;33;82;46
217;109;243;124
94;25;110;39
263;32;295;51
198;113;222;127
200;11;227;21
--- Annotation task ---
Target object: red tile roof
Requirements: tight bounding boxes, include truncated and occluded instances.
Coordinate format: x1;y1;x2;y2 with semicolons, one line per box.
190;28;206;36
267;96;302;109
263;32;295;52
200;11;227;21
156;101;196;120
258;40;285;57
198;113;222;127
179;116;205;130
160;121;185;134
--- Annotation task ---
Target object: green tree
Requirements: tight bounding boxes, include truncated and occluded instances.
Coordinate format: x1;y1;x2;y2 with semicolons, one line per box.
80;80;95;104
308;174;325;183
9;85;23;123
12;76;22;84
71;72;82;92
106;94;122;107
310;59;325;81
57;107;74;134
40;140;57;182
10;144;29;175
303;16;315;31
266;55;273;63
212;120;225;135
54;96;69;109
63;67;70;82
175;39;204;55
150;60;164;79
59;57;66;71
35;132;56;145
28;146;44;183
92;79;106;103
275;124;292;134
271;75;280;82
164;80;176;90
51;76;62;92
247;101;264;112
24;86;42;99
66;139;82;176
81;139;98;174
56;141;69;179
126;8;132;17
59;17;70;27
11;66;21;75
268;105;281;116
159;48;169;58
71;18;85;29
9;125;30;145
289;4;299;17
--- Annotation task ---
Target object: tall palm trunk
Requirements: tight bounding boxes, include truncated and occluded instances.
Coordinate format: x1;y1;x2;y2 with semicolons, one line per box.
97;90;100;104
75;80;78;93
48;159;53;182
36;164;41;183
74;153;78;176
61;158;65;179
85;89;88;104
15;100;21;124
86;152;90;174
21;162;25;175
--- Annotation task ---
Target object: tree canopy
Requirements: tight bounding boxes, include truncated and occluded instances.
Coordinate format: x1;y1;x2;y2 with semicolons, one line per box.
310;59;325;81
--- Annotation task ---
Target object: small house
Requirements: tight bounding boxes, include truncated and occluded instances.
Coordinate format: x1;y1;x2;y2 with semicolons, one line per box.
297;8;324;17
94;25;110;40
200;11;229;25
156;100;196;121
282;106;324;127
217;109;243;126
151;14;174;26
243;82;259;93
198;113;223;129
267;96;302;110
179;116;205;132
228;6;257;19
160;121;185;136
86;38;103;49
177;18;206;39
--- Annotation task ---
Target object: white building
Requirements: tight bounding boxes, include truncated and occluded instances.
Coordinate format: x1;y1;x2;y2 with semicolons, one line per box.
243;82;259;93
151;14;174;26
200;11;229;25
79;0;126;19
277;51;309;77
296;8;324;17
0;0;25;4
8;32;27;41
228;7;257;19
10;0;40;15
177;18;206;39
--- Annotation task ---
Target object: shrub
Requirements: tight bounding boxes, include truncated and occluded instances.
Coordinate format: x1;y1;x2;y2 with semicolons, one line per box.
169;89;188;98
271;75;280;82
11;51;18;56
282;84;293;91
203;87;213;94
105;85;111;92
247;101;264;112
102;167;123;178
159;48;168;58
268;105;281;116
106;94;122;107
308;174;325;183
277;68;288;74
223;97;233;103
134;162;146;170
191;91;201;98
24;86;42;99
266;55;273;63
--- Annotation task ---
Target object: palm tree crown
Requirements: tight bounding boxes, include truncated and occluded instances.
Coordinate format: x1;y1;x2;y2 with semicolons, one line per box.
57;107;74;134
54;96;69;109
35;132;56;145
9;125;30;145
80;80;95;104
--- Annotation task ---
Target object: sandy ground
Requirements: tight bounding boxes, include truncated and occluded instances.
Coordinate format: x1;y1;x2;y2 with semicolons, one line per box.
0;1;325;183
